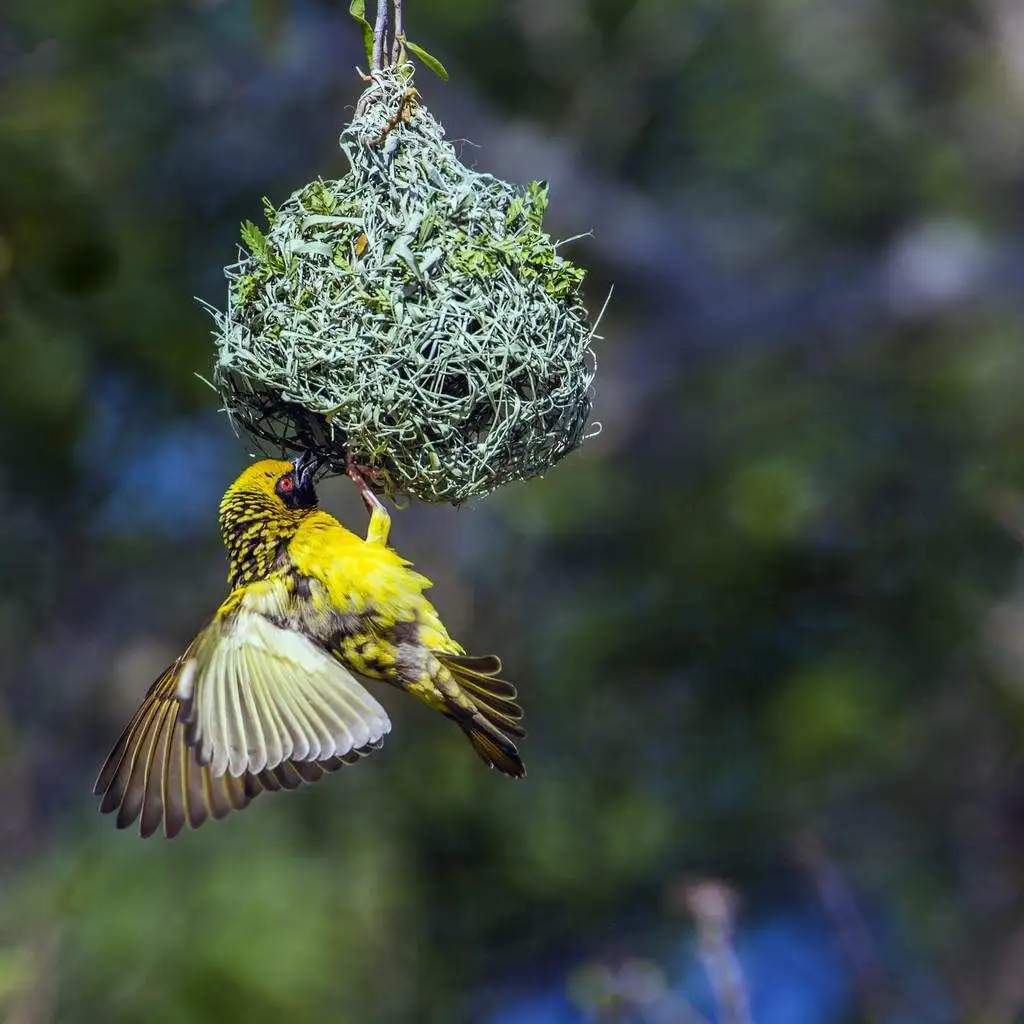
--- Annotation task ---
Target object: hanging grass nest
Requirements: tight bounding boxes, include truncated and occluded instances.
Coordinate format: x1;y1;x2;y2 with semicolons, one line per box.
208;65;598;504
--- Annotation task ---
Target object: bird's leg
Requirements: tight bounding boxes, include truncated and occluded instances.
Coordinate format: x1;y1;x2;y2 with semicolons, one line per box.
345;453;386;513
346;453;391;545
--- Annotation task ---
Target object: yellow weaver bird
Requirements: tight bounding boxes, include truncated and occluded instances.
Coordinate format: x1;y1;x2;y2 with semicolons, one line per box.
95;452;525;838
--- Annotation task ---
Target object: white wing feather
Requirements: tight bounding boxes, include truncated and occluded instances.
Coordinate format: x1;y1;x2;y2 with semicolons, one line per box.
183;607;391;778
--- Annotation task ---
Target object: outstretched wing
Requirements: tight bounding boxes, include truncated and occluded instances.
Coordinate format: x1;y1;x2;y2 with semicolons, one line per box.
94;578;391;838
180;579;391;778
95;659;260;838
94;657;384;839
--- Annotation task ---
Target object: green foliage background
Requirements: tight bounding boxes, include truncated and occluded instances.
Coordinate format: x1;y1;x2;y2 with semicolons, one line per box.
3;0;1024;1021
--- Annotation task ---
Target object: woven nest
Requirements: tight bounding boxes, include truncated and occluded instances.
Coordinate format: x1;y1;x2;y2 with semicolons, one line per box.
208;66;598;504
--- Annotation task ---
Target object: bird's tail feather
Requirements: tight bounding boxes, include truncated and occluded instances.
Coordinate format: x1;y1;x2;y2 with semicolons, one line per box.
464;721;525;778
436;652;526;778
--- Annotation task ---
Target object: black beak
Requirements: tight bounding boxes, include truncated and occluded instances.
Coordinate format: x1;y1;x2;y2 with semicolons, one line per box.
293;450;320;485
292;450;321;507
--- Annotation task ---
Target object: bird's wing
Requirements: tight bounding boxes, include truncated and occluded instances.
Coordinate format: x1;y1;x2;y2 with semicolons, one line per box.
94;658;262;838
94;577;390;838
93;654;385;839
179;578;392;779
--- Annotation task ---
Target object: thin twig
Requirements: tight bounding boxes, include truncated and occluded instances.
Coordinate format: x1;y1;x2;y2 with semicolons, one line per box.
372;0;389;70
392;0;404;64
794;830;892;1023
683;881;753;1024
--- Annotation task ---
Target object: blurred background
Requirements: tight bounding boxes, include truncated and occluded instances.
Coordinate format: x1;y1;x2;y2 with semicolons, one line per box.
4;1;1024;1021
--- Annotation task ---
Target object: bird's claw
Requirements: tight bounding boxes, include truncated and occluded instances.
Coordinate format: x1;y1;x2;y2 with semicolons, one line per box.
346;452;387;515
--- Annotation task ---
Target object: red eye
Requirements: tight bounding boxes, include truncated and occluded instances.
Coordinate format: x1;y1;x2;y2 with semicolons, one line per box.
278;475;294;494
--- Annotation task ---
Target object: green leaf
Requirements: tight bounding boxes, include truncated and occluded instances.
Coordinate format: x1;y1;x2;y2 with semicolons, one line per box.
404;39;449;81
525;180;549;228
348;0;374;66
240;220;268;259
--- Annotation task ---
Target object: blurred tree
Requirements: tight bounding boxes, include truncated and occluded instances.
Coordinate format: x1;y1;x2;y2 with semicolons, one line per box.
3;1;1024;1022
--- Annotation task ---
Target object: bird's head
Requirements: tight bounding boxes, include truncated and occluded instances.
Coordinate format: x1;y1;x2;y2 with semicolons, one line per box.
218;452;322;586
225;452;321;511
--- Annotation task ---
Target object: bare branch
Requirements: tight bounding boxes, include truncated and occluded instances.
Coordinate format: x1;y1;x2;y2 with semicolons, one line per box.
392;0;404;64
372;0;389;70
683;880;753;1024
795;830;893;1023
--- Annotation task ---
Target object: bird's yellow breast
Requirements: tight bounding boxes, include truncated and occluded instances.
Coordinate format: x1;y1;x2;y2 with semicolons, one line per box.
287;510;435;624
